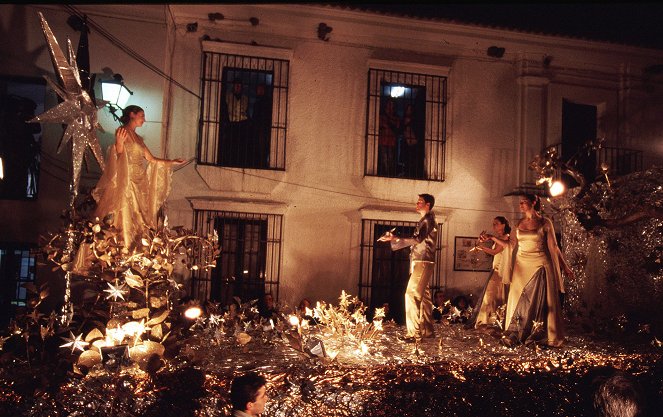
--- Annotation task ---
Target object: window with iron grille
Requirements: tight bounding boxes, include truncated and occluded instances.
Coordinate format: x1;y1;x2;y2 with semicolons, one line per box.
198;51;289;170
0;245;37;326
358;219;443;324
191;210;282;305
365;69;447;181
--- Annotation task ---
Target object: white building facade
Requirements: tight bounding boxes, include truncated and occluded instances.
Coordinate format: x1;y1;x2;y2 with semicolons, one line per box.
2;4;662;322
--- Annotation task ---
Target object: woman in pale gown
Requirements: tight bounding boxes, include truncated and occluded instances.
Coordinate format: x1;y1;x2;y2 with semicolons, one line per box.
490;194;574;346
92;105;184;249
466;216;511;329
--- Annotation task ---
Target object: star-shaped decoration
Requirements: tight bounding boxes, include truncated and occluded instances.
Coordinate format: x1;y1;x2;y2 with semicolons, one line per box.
339;290;351;308
103;281;128;301
0;335;10;351
60;331;89;353
29;12;106;193
26;309;43;324
40;324;54;341
208;314;222;326
9;321;22;335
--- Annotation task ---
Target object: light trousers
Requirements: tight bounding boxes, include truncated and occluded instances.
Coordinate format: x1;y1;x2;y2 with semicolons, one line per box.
405;261;435;339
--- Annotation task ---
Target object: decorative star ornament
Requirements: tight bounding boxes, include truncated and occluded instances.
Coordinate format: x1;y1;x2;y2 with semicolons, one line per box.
103;281;128;301
60;331;89;353
29;12;106;193
208;314;222;326
0;335;10;351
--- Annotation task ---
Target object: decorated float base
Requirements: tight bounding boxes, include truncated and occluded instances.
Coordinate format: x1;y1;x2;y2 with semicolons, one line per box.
2;321;661;417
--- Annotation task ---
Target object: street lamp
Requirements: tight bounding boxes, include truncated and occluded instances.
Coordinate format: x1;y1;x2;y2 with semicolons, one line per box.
100;74;133;123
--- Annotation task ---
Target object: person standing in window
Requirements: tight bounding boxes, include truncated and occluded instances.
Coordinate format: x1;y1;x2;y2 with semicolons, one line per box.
222;78;250;166
377;98;399;177
400;102;421;178
378;193;437;343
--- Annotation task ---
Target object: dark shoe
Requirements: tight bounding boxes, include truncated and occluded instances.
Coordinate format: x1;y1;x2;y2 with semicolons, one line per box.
399;335;416;343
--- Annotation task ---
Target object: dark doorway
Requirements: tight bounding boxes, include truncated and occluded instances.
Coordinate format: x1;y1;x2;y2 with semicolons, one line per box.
210;217;267;305
561;99;597;187
369;224;415;324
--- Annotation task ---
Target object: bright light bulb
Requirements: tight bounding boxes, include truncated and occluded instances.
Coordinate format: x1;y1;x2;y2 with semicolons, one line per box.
184;306;202;320
289;315;300;326
549;180;566;197
390;86;405;98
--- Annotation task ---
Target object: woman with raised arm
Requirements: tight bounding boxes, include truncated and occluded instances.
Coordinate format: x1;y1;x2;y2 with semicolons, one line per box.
92;105;184;248
466;216;512;329
490;194;574;347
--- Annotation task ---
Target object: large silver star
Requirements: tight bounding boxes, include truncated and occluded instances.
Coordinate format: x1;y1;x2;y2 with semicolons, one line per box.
29;12;106;193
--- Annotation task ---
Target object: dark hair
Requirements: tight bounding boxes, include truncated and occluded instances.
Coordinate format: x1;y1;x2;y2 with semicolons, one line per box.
452;295;469;309
119;105;144;125
522;193;541;212
419;193;435;210
298;298;311;310
230;372;267;411
593;372;643;417
494;216;512;234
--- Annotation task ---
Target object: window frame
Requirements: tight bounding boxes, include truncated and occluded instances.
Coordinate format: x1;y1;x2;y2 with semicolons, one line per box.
0;243;37;326
198;41;291;170
365;61;448;181
190;208;283;304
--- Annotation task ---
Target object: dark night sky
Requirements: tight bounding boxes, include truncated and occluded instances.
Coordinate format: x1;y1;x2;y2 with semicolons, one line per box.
349;3;663;50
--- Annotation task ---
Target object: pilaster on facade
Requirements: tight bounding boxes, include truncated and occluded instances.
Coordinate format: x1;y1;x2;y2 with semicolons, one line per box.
516;58;551;186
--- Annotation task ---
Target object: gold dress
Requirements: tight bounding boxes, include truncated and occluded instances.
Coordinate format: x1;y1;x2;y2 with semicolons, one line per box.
502;219;565;346
92;138;173;249
469;240;508;328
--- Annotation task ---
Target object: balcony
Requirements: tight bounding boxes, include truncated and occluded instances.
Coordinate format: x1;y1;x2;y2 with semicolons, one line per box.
550;142;643;180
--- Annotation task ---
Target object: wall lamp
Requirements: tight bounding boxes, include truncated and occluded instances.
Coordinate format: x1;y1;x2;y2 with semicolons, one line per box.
100;74;133;123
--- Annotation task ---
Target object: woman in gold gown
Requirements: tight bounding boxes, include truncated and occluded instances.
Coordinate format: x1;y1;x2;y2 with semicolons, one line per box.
491;194;574;346
467;216;511;329
92;105;184;249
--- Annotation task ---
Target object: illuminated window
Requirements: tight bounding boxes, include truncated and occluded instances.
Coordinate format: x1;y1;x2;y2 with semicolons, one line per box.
365;69;447;181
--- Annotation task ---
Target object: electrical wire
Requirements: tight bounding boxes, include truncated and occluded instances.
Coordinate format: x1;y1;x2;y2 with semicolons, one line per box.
63;5;200;100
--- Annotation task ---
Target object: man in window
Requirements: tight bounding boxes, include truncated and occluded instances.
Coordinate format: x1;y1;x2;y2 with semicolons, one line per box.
222;78;250;166
377;98;399;177
379;193;437;343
